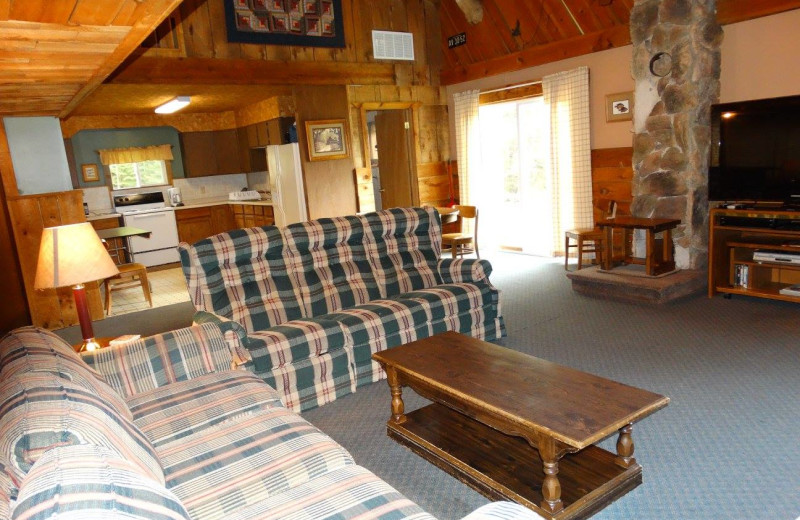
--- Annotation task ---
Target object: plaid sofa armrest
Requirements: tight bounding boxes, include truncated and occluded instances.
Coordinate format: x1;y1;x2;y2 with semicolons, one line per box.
192;310;252;367
437;258;494;284
80;323;234;399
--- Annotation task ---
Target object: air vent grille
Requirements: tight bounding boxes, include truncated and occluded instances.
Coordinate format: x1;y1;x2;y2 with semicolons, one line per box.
372;30;414;61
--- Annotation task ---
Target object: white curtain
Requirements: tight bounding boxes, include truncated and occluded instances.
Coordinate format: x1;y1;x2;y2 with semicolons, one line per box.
453;90;481;235
542;66;593;255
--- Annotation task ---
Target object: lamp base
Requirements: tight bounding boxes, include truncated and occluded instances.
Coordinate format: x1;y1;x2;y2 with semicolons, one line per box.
79;337;103;352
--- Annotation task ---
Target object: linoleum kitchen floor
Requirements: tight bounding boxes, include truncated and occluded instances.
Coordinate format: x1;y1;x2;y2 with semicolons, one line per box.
103;265;190;317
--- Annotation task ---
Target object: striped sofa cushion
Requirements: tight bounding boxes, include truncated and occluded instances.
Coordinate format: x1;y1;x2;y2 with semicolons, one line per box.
283;215;382;317
127;371;284;447
157;406;355;520
0;373;163;486
245;318;347;373
224;465;436;520
0;326;85;369
362;207;443;299
12;445;190;520
0;459;14;520
80;323;233;399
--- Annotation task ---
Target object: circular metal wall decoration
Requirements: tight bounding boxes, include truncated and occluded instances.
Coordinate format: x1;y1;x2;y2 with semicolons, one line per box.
649;52;673;77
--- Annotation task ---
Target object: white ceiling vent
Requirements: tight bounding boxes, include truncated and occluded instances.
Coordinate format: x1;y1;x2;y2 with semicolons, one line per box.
372;30;415;61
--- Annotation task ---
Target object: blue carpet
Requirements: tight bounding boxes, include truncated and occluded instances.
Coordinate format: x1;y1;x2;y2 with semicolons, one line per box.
302;252;800;520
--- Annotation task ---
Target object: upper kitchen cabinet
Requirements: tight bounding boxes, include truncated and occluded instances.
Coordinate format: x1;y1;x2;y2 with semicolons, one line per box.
180;129;241;177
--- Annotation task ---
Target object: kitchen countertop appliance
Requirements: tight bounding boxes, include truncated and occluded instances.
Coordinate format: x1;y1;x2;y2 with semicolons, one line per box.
167;187;184;207
112;190;180;267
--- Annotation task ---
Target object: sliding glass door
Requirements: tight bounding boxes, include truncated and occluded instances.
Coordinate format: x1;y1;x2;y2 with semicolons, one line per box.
479;96;552;256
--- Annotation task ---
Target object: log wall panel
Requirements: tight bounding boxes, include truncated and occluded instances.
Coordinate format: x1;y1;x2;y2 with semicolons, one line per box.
7;190;104;330
591;147;633;218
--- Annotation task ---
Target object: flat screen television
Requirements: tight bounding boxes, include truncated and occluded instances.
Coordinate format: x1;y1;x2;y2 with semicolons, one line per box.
708;94;800;205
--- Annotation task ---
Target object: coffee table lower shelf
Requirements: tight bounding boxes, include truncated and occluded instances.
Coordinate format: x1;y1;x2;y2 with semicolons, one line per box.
388;403;642;520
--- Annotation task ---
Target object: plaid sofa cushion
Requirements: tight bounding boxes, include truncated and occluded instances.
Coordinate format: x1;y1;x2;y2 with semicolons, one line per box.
181;226;306;330
157;406;355;520
283;215;382;317
0;459;14;519
81;323;233;399
224;464;436;520
245;318;347;373
260;347;356;413
127;371;284;448
12;445;190;520
362;207;443;299
0;373;163;486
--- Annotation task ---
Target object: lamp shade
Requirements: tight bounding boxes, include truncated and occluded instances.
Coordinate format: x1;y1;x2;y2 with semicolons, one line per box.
35;222;120;289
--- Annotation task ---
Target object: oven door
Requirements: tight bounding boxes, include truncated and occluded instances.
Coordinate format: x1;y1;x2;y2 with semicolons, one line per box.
122;209;180;266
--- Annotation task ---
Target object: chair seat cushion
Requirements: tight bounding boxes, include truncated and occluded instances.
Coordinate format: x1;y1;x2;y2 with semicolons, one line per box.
127;371;284;448
157;406;355;520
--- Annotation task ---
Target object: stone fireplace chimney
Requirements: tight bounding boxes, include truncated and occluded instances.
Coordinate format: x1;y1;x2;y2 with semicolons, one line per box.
630;0;723;269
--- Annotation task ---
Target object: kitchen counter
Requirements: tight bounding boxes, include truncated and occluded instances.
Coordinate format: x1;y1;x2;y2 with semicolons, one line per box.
86;212;121;221
175;197;274;210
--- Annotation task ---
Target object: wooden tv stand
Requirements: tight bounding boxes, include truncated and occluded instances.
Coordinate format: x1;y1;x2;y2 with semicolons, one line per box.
708;207;800;302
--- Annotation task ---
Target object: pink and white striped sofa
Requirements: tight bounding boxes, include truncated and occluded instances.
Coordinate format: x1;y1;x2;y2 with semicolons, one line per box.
0;324;541;520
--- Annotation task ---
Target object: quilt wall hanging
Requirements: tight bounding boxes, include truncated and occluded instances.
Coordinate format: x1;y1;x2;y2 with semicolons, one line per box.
224;0;345;48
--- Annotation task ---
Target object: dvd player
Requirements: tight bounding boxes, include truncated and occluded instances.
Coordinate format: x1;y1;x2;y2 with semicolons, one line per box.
753;250;800;264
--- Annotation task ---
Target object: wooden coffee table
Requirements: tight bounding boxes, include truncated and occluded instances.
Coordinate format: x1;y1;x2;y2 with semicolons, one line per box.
372;332;669;520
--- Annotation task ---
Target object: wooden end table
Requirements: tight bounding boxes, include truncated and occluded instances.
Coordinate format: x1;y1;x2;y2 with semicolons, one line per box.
596;217;680;276
372;332;669;520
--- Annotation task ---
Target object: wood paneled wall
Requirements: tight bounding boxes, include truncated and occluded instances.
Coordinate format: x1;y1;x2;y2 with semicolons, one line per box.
591;147;633;218
7;191;104;330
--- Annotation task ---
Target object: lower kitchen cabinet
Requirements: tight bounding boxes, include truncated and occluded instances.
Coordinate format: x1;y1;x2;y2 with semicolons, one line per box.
232;204;274;228
176;205;236;245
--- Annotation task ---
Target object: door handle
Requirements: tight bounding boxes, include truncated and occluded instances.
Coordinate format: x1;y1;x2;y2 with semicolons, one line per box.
131;212;168;219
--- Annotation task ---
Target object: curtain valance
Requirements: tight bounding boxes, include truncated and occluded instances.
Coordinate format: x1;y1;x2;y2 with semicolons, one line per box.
97;144;173;165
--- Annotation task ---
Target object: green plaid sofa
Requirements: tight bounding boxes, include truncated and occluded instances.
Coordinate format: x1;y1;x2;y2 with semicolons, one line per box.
179;207;505;412
0;325;541;520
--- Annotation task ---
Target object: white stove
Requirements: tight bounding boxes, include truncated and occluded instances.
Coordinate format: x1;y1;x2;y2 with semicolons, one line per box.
113;191;180;267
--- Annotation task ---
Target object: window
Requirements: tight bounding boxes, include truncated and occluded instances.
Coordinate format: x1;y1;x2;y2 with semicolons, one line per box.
109;160;168;190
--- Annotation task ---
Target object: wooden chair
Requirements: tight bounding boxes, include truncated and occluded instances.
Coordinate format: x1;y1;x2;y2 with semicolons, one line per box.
442;205;479;259
103;263;153;314
564;199;617;271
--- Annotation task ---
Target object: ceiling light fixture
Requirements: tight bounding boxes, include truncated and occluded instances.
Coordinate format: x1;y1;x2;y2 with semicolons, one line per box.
155;96;190;114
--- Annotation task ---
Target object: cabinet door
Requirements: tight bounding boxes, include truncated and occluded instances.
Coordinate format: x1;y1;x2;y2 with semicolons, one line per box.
263;206;275;226
210;205;235;234
214;129;241;174
232;205;246;229
237;127;251;173
180;132;217;177
176;208;214;244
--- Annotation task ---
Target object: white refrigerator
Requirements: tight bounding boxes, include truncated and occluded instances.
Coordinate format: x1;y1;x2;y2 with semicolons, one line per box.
267;143;308;227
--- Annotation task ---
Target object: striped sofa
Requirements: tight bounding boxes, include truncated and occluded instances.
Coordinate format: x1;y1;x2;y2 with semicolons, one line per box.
0;325;540;520
179;207;505;412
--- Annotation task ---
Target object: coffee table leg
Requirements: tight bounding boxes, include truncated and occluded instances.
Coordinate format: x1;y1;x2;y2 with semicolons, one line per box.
538;436;564;514
386;366;406;424
615;423;637;468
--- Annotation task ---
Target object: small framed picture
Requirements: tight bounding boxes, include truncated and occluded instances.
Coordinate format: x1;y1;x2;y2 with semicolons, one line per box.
305;119;349;161
606;91;633;122
81;164;100;182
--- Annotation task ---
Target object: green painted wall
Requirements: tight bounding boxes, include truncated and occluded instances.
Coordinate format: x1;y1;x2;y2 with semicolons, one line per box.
70;126;185;188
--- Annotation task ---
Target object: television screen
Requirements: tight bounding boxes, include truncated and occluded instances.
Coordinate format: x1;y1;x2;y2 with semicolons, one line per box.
709;95;800;204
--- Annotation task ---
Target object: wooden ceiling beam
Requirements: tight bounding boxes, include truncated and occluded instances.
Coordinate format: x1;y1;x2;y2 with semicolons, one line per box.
441;24;630;85
58;0;184;118
109;56;397;86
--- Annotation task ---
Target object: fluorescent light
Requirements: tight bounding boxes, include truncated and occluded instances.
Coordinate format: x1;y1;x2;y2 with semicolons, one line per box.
155;96;190;114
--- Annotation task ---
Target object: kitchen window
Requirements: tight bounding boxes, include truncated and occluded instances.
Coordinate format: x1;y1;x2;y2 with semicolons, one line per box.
109;160;168;190
98;144;174;190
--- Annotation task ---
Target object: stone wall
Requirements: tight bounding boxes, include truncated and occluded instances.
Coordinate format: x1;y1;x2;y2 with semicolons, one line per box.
630;0;723;269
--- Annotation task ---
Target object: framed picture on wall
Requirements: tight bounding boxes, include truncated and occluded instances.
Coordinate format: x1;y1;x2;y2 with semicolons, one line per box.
606;91;633;122
305;119;349;161
81;164;99;182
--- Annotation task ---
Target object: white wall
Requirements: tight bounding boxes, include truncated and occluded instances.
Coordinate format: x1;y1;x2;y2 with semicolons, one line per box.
4;117;72;194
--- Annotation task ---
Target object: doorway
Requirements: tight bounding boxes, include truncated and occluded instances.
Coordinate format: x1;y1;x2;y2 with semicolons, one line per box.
364;108;417;210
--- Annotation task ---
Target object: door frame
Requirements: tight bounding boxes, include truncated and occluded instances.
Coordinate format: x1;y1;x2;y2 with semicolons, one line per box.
356;102;421;208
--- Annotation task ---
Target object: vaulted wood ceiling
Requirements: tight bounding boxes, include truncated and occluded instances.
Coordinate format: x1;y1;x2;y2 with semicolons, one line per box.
438;0;800;84
1;0;799;118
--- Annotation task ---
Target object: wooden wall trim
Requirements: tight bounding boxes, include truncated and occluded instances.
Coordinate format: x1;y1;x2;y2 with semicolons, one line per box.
0;119;18;197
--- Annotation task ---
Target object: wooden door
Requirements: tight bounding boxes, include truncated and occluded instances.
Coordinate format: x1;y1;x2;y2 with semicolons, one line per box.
375;110;415;209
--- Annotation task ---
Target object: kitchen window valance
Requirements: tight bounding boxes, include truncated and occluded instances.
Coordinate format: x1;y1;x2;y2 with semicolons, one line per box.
97;144;173;165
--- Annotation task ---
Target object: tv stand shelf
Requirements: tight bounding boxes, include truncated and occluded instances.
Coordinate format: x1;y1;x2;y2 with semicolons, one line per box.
709;208;800;303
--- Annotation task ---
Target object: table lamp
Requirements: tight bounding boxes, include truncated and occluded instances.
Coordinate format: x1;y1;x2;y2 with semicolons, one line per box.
35;222;120;351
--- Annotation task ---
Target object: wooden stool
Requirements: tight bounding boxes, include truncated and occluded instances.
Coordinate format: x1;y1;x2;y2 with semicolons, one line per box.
104;263;152;314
